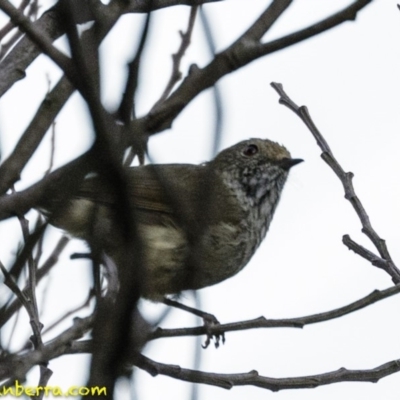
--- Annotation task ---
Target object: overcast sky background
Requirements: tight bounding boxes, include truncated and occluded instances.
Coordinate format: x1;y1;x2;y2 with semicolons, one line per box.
1;0;400;399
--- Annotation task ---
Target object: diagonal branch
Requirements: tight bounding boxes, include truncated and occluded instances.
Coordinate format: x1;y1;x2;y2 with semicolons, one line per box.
0;0;226;97
0;75;74;195
0;316;93;383
271;82;400;284
0;236;69;329
0;0;76;78
134;0;373;135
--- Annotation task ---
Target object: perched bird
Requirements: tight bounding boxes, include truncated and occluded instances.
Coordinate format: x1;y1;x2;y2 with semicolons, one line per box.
44;138;302;301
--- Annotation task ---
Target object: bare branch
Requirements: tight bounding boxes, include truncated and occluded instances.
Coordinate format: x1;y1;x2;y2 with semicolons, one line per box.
0;0;29;41
135;353;400;391
42;292;94;335
342;234;394;274
0;75;74;195
0;316;93;382
151;285;400;340
271;82;400;284
0;0;76;78
0;235;69;328
135;0;372;135
118;11;152;123
0;0;225;98
153;6;198;108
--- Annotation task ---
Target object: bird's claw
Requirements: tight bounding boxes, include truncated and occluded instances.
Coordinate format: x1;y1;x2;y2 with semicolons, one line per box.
201;313;225;349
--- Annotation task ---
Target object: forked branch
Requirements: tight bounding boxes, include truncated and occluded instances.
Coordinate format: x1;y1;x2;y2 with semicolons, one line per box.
271;82;400;284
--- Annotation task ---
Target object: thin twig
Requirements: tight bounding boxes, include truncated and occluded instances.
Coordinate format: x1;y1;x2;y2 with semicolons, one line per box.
0;260;31;312
14;208;44;350
271;82;400;284
0;75;74;195
42;292;94;335
0;316;93;383
152;6;198;108
45;121;56;177
0;235;69;328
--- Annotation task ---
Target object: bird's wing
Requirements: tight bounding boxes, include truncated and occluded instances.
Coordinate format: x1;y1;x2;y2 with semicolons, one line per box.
77;164;209;217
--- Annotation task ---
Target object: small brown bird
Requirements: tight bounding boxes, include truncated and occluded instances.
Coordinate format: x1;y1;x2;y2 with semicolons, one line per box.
45;138;302;301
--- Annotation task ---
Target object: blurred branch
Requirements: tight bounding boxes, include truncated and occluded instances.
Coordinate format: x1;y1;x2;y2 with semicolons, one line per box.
0;75;74;195
271;82;400;284
0;0;225;97
0;0;38;59
0;29;24;60
0;149;95;221
50;3;148;395
0;316;93;383
150;285;400;340
0;260;32;317
0;236;69;328
135;353;400;391
0;0;374;220
0;0;29;40
199;6;223;156
118;11;152;123
42;292;94;335
18;214;44;351
135;0;373;135
0;0;76;77
118;8;153;166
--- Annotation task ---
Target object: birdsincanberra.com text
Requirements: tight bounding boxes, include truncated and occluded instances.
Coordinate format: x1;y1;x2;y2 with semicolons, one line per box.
0;381;107;397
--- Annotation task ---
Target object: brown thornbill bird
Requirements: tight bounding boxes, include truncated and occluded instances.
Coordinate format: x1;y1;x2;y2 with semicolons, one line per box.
42;138;302;301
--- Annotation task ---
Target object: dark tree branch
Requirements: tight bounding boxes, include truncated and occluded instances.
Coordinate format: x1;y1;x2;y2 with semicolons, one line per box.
0;0;38;60
0;236;69;329
0;0;76;78
118;11;152;123
0;0;225;97
2;285;399;390
135;354;400;391
151;285;400;340
3;334;400;393
0;149;95;221
0;316;93;383
133;0;372;135
0;0;374;222
271;82;400;284
117;7;153;166
342;234;394;274
0;4;126;197
0;0;30;41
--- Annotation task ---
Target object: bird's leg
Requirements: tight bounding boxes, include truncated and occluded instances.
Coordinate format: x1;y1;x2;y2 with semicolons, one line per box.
163;298;225;348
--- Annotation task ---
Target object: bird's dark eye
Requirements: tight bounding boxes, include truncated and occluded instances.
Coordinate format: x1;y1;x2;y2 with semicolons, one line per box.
243;144;258;156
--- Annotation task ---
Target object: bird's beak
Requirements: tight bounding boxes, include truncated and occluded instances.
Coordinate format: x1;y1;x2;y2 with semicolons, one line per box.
278;158;304;171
